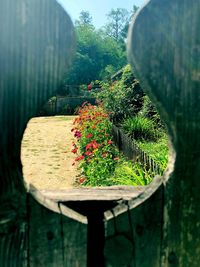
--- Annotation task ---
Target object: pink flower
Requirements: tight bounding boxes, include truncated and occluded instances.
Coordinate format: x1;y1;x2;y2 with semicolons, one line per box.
114;157;120;161
108;140;113;145
74;130;82;138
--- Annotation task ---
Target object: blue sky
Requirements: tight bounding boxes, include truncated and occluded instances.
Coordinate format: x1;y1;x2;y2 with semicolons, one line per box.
58;0;146;28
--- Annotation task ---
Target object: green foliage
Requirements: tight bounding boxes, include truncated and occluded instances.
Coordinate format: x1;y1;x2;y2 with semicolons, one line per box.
110;161;153;186
76;10;93;26
137;135;169;170
95;64;144;123
65;13;126;86
139;95;165;128
104;8;130;42
122;115;157;141
94;63;168;172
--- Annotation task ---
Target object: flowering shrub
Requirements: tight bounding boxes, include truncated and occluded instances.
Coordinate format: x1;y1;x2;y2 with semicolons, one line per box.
71;102;154;186
71;103;120;186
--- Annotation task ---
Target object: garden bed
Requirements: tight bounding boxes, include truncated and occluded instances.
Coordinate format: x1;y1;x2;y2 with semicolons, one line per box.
71;103;156;187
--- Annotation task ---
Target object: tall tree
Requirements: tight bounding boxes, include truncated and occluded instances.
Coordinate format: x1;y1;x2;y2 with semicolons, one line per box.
104;8;130;42
76;10;93;26
121;5;139;40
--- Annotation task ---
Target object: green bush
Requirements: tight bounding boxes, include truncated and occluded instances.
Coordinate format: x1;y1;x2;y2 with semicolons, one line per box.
139;95;165;129
122;115;158;141
95;64;144;123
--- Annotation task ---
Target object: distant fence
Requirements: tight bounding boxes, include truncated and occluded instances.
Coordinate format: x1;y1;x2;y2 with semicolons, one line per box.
39;96;96;116
112;125;163;175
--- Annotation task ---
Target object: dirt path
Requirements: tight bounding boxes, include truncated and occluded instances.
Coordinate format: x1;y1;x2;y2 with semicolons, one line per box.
21;116;81;190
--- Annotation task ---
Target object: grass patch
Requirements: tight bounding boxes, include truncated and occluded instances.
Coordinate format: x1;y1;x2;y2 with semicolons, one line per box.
136;134;168;170
109;160;153;186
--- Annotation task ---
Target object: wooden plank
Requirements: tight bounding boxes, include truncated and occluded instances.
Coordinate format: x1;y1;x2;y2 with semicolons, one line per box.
28;194;87;267
128;0;200;265
0;0;75;265
40;186;146;202
29;185;87;223
62;215;87;267
105;186;163;267
0;223;28;267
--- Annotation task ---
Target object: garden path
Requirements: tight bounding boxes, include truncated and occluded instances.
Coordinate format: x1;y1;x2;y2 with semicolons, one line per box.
21;116;81;190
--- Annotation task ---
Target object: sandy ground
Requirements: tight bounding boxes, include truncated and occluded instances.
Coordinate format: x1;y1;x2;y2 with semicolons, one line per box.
21;116;81;190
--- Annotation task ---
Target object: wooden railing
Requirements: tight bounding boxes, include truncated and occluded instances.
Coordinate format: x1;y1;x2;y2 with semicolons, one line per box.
0;0;200;266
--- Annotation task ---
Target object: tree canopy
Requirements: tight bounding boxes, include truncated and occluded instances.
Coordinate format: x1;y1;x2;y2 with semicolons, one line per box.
63;6;138;93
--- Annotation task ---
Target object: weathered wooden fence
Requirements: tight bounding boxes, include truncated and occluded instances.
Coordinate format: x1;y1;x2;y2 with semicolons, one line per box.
112;125;163;175
0;0;200;266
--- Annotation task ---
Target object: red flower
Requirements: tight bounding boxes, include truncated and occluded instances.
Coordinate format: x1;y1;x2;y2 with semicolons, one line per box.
79;177;85;184
71;147;78;153
75;155;85;161
86;133;93;138
85;151;93;156
85;142;93;150
114;157;120;161
92;140;99;149
108;140;113;145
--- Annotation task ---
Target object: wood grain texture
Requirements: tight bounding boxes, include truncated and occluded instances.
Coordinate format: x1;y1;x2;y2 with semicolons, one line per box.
28;195;87;267
0;0;75;265
104;179;163;266
40;186;145;202
128;0;200;265
30;185;87;224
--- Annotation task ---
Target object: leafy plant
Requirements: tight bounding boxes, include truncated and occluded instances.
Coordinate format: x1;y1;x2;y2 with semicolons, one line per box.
139;95;165;129
110;161;153;186
137;135;168;170
122;115;158;141
95;64;144;123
